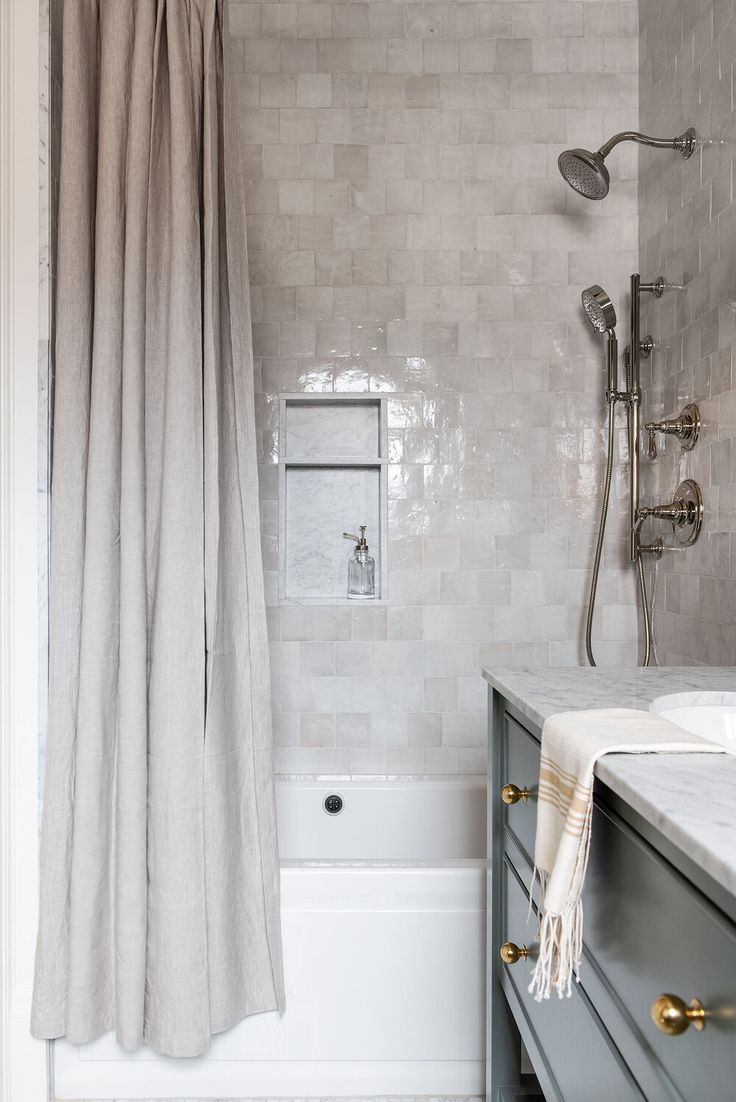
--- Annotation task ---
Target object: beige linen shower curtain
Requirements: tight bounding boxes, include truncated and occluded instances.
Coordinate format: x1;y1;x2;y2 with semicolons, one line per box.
31;0;284;1058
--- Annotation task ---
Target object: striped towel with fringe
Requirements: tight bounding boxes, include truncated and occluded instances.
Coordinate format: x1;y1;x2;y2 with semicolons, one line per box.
527;707;729;1002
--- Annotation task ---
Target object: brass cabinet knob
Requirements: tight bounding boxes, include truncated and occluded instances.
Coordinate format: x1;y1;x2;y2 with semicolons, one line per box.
651;994;706;1035
501;783;529;805
500;942;528;965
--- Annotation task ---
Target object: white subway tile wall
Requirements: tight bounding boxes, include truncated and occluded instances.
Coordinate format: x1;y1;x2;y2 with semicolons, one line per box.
639;0;736;665
230;0;641;776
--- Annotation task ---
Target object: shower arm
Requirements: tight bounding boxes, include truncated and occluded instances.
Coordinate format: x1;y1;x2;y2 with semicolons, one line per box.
598;129;697;159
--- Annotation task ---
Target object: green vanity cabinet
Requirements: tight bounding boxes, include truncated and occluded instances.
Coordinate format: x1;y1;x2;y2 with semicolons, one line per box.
487;686;736;1102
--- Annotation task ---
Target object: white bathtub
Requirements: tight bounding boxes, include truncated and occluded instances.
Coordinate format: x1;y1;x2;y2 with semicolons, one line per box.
54;777;487;1099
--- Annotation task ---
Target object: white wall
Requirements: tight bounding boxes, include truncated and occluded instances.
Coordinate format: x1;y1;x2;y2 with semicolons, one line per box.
1;0;48;1097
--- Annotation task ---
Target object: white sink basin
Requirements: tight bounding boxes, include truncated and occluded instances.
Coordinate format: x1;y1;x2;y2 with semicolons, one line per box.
650;692;736;749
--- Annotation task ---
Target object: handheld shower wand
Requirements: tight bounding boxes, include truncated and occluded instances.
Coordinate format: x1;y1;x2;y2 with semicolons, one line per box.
580;285;618;667
558;128;697;200
581;285;618;395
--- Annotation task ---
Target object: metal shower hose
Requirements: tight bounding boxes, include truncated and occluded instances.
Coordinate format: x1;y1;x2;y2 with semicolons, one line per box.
585;398;653;667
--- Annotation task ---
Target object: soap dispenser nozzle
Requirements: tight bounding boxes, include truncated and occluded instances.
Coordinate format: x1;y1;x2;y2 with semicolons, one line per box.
343;526;368;550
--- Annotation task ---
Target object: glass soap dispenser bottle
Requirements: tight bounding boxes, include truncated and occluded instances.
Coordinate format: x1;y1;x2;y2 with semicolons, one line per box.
343;526;376;600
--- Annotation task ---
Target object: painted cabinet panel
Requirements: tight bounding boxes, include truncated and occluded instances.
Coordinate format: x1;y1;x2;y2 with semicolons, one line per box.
501;858;644;1102
501;712;541;867
584;803;736;1102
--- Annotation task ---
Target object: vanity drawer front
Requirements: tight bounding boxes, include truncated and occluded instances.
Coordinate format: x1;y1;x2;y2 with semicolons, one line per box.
502;713;540;866
584;799;736;1102
500;857;644;1102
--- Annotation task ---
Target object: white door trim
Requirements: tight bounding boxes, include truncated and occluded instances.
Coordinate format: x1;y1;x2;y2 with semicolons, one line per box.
0;0;50;1098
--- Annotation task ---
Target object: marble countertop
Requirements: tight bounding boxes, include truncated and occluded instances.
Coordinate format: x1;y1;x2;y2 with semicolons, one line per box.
483;666;736;905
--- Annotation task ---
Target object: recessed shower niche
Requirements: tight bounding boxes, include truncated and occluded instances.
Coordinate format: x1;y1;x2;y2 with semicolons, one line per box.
279;395;388;603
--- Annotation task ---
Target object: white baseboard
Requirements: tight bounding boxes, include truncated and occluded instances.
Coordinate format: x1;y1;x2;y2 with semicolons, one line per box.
54;1049;484;1099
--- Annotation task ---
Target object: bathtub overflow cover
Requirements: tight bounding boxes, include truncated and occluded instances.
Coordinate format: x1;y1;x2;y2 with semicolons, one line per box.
323;793;343;816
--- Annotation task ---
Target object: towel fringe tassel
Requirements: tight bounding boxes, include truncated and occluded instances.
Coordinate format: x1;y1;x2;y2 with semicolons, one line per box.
527;898;583;1002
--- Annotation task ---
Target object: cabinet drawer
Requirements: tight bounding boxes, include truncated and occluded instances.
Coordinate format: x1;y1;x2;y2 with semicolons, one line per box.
583;800;736;1102
500;857;644;1102
502;713;540;867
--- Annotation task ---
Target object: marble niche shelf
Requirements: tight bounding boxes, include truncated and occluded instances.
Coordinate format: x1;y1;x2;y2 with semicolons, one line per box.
278;395;388;605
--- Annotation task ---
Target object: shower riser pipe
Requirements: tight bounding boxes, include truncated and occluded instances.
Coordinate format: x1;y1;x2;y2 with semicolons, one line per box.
629;272;641;565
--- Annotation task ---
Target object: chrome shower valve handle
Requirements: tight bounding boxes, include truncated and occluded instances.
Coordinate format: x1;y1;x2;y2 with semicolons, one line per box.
637;479;703;547
644;403;700;460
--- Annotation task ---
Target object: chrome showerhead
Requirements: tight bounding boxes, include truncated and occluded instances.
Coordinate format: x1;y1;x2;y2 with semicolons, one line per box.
558;148;610;200
582;285;616;333
558;129;697;201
